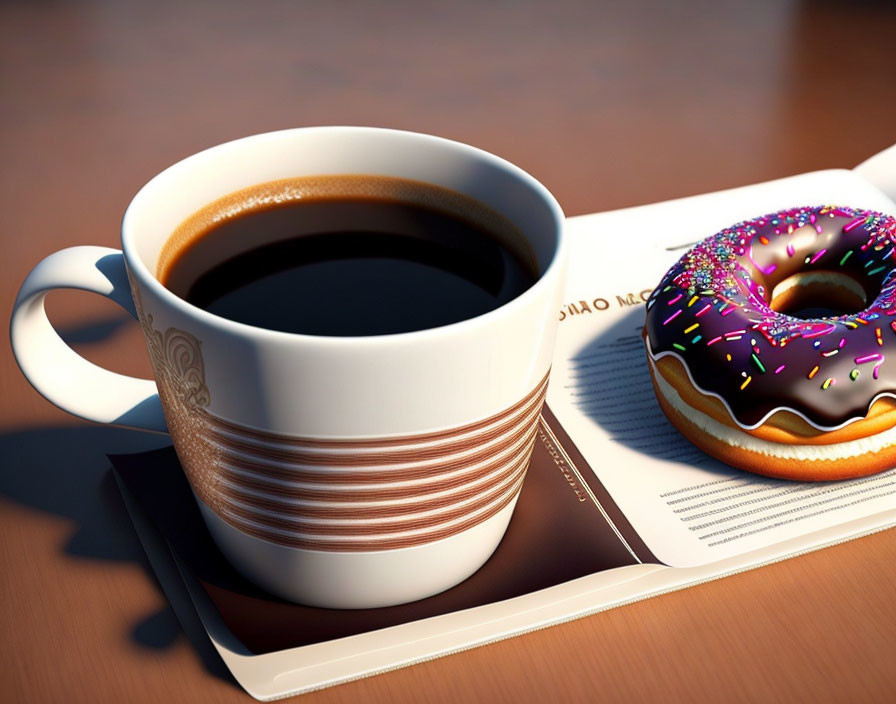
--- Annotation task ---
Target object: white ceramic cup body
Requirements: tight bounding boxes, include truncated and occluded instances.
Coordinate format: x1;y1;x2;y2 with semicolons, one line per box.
12;127;566;608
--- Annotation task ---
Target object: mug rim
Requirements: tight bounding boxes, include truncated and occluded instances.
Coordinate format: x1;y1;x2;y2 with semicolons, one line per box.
121;125;567;346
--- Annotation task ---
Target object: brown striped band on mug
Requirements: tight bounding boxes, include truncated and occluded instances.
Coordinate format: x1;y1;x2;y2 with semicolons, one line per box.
216;445;531;507
218;452;530;534
201;371;550;467
199;371;549;551
207;388;545;484
217;443;533;523
219;473;528;552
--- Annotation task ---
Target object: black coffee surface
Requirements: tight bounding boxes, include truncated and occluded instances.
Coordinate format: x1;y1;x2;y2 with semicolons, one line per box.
162;196;537;336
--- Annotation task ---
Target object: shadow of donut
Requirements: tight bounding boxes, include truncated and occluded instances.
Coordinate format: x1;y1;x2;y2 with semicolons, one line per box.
560;305;730;474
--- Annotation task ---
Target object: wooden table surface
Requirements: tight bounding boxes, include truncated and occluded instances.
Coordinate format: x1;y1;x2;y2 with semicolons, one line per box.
2;1;895;702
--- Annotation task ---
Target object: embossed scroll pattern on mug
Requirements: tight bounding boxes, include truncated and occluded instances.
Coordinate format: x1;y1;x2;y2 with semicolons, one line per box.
131;276;548;552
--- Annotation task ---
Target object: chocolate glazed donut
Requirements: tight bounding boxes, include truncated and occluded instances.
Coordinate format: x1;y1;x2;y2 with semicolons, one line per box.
644;205;896;480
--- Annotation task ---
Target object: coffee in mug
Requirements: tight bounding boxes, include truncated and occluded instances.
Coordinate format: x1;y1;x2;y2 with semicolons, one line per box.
158;175;539;336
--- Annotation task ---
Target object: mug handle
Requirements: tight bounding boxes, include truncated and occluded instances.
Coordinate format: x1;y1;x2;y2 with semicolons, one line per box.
10;246;168;434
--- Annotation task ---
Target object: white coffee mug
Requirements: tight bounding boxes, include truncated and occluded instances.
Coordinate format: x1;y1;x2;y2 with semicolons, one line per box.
11;127;566;608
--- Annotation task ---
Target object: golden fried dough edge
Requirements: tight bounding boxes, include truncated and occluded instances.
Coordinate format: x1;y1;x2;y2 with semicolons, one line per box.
647;364;895;480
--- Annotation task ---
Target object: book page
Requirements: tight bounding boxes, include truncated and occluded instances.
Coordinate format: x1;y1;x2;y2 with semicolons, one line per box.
547;169;896;567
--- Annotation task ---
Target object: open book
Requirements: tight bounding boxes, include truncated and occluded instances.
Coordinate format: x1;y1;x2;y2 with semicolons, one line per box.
114;145;896;700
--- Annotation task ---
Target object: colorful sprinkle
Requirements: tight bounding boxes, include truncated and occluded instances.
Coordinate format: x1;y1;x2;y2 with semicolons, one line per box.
808;365;819;379
809;249;827;265
803;324;837;339
663;309;682;325
740;376;752;390
751;354;766;373
843;216;865;233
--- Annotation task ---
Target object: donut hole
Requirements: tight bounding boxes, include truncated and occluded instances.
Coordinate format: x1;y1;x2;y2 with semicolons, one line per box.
769;271;867;319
